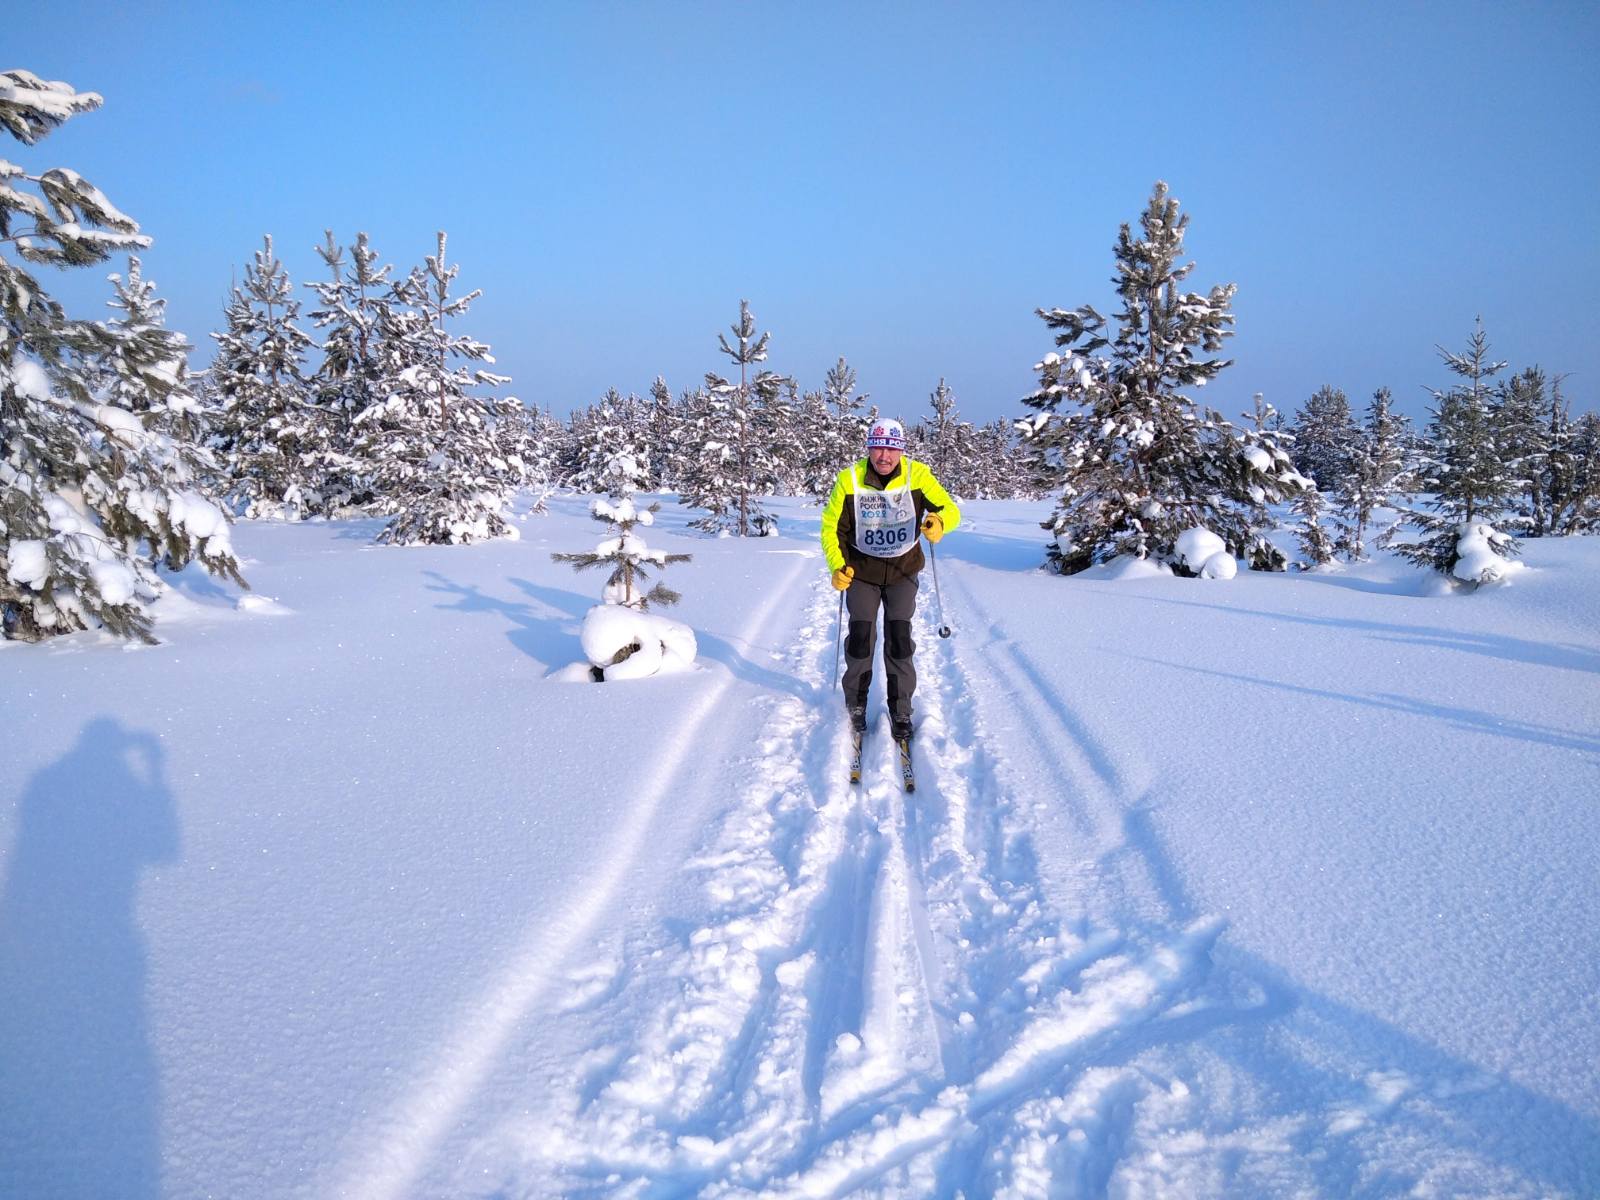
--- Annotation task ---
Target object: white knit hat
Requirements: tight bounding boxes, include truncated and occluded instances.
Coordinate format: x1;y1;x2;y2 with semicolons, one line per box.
865;418;907;451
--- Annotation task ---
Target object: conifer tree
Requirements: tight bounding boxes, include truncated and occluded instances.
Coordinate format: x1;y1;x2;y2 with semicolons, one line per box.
1492;366;1543;533
791;387;833;501
1540;380;1600;535
647;375;676;491
567;389;637;494
356;232;518;545
921;377;959;479
2;71;244;643
1020;182;1307;574
1395;321;1521;581
208;235;319;517
1489;367;1600;537
681;299;784;535
552;449;689;610
1337;387;1410;560
1235;394;1299;571
1290;385;1358;491
1563;411;1600;534
824;356;871;475
1291;485;1337;568
305;229;394;514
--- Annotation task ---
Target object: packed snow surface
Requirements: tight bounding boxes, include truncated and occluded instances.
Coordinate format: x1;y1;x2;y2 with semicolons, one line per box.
2;495;1597;1198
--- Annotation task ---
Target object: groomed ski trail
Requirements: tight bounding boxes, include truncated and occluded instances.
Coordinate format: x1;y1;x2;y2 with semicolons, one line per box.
328;552;816;1200
460;561;1227;1197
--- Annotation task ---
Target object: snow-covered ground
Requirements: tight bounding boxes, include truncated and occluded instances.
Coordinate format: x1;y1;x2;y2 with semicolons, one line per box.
3;494;1597;1199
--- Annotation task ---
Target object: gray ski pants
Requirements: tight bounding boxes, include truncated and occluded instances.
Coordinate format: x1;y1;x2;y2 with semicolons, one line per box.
841;577;918;721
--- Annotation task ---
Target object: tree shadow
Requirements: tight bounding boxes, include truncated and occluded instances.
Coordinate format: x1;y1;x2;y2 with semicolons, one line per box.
0;717;179;1198
932;528;1053;574
1094;783;1600;1196
423;571;587;666
1117;655;1600;757
1104;591;1600;677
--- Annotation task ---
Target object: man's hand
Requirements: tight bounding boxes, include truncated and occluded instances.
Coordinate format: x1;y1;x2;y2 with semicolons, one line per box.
831;565;855;591
921;513;944;543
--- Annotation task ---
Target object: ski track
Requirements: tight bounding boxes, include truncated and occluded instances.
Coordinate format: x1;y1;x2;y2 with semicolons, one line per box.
328;554;813;1200
466;552;1536;1197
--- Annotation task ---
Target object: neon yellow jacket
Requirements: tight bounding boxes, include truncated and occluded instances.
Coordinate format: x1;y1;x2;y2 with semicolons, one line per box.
820;457;961;585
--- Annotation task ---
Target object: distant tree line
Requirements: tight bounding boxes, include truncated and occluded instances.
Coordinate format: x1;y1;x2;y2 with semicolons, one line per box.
8;67;1596;647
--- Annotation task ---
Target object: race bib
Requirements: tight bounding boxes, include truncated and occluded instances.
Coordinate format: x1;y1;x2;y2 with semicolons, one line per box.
853;482;916;558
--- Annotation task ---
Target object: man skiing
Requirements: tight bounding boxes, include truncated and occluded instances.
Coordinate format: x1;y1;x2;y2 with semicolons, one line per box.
820;417;961;744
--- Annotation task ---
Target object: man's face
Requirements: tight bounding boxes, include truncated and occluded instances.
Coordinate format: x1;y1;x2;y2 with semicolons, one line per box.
869;446;902;475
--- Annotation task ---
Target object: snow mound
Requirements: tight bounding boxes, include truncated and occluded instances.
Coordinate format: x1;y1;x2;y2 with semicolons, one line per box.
1085;554;1172;581
576;604;697;681
1452;524;1524;585
1174;527;1237;579
236;593;292;616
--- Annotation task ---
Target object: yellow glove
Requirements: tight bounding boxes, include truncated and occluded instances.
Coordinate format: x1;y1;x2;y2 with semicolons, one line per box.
831;565;855;591
921;513;945;543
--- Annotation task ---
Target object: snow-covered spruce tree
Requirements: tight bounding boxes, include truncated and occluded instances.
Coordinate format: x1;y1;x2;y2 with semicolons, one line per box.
1336;386;1410;560
2;70;244;644
208;235;320;517
920;377;960;479
567;390;643;494
646;375;677;491
356;232;518;545
963;420;1016;499
1234;394;1300;572
1019;182;1308;575
1395;320;1521;583
488;396;556;510
1290;384;1357;492
552;449;689;610
304;229;395;514
791;386;834;501
821;356;872;489
1291;484;1337;568
1564;411;1600;534
1490;366;1599;537
552;448;696;682
680;299;785;535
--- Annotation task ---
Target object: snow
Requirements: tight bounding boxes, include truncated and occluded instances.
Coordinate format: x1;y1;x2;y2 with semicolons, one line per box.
2;495;1597;1198
86;558;137;606
1453;522;1525;584
11;356;52;402
576;602;698;680
1242;444;1274;473
5;539;48;588
1175;525;1237;579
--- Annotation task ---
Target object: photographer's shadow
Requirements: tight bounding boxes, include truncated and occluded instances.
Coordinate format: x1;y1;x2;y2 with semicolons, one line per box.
0;717;179;1198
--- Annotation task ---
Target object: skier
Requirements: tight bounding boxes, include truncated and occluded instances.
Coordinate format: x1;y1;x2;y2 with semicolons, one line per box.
820;417;961;743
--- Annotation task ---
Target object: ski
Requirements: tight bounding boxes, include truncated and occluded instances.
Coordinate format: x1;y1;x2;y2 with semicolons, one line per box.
849;728;864;784
896;736;915;792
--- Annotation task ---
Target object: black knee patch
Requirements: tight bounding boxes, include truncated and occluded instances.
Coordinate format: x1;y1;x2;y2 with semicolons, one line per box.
846;620;874;658
887;619;914;660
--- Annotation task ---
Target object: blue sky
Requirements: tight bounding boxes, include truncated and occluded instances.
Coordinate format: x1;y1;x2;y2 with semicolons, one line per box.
18;1;1600;426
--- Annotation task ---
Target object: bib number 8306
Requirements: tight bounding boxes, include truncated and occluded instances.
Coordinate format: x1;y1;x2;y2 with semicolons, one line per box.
863;526;910;548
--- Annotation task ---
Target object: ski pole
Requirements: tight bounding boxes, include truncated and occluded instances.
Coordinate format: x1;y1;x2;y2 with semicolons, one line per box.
833;587;845;682
927;539;952;638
